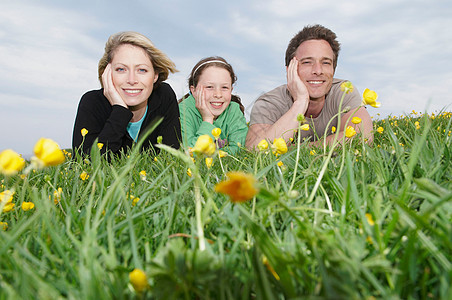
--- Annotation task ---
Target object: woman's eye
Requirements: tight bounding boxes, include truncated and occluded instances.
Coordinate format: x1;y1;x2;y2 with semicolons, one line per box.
138;68;148;73
115;67;125;72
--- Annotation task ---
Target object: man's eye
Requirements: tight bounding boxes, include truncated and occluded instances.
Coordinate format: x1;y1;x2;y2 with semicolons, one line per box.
323;61;332;65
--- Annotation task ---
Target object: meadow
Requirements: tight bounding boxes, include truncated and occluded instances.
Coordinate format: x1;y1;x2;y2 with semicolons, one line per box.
0;109;451;299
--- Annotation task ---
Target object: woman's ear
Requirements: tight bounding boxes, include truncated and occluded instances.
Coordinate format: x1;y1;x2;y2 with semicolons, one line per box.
153;73;159;83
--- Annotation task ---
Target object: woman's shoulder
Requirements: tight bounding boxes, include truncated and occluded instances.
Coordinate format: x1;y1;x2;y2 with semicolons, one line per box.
79;89;108;107
153;82;176;98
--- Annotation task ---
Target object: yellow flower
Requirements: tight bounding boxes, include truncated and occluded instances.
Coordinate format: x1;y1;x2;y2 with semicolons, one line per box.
331;126;336;133
192;135;216;156
2;203;15;212
132;197;140;206
211;128;221;139
415;121;420;130
22;201;35;211
187;168;192;177
257;139;269;151
80;171;89;181
63;149;72;158
351;117;362;124
129;268;148;293
300;124;310;131
0;149;25;176
218;150;228;158
0;221;7;231
81;128;88;137
1;190;15;213
97;143;104;150
277;160;283;167
362;89;380;108
205;157;213;169
310;150;316;155
215;171;258;203
53;188;62;204
377;127;384;134
271;138;288;155
365;213;375;226
296;113;306;123
0;190;14;204
154;157;158;162
345;126;357;138
139;170;147;181
340;81;354;94
33;138;65;167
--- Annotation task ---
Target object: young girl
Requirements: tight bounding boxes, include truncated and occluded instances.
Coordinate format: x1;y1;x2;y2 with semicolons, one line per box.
179;57;248;154
72;31;181;157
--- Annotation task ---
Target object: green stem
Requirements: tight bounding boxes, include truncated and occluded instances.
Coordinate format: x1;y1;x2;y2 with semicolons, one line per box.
289;122;302;191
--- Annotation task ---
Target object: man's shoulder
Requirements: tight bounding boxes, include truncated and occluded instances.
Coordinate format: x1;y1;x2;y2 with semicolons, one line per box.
258;84;289;101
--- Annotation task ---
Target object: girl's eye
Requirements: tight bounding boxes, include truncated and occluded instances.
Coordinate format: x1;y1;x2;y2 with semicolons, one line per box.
222;86;230;90
205;85;213;89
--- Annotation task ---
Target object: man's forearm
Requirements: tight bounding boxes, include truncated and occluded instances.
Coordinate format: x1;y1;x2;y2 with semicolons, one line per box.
246;101;306;149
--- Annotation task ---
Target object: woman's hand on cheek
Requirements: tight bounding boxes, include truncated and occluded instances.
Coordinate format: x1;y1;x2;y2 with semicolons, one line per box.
102;64;128;108
194;86;215;124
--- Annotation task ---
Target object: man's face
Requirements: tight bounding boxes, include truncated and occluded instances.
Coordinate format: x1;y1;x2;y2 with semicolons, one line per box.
294;39;334;102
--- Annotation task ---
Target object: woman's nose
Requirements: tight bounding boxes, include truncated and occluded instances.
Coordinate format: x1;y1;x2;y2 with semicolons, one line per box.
127;72;138;85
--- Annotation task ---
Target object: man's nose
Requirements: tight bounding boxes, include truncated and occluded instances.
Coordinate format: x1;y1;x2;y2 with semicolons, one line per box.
312;62;323;75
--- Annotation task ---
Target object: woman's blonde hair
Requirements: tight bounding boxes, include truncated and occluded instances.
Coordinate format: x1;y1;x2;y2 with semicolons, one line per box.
98;31;178;87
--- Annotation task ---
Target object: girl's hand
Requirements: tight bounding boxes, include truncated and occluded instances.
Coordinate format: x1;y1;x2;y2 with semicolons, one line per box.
194;86;215;124
287;57;309;110
102;64;127;108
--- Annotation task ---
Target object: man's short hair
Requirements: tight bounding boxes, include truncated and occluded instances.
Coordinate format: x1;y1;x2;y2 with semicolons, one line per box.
285;24;341;70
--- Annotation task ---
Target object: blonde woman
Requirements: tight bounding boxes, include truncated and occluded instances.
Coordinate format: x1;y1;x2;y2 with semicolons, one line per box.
73;31;181;156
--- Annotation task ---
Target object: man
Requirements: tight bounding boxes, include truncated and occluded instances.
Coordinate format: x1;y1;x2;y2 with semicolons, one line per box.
245;24;373;149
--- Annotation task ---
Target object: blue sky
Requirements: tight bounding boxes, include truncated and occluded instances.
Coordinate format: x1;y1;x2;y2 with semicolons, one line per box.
1;0;451;155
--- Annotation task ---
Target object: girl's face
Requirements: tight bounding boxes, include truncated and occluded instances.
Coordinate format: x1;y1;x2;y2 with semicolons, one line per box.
111;44;158;110
190;66;232;119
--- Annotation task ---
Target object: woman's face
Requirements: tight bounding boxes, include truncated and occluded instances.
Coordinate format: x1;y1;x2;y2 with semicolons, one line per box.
111;44;158;109
191;66;232;118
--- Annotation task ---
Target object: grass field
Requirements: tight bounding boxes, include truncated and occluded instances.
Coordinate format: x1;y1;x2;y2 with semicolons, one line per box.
1;110;451;299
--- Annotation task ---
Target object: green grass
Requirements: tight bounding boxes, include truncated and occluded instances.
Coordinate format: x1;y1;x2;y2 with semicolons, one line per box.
1;111;451;299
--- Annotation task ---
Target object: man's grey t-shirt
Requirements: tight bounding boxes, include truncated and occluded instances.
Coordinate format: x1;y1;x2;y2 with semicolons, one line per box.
249;78;362;141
